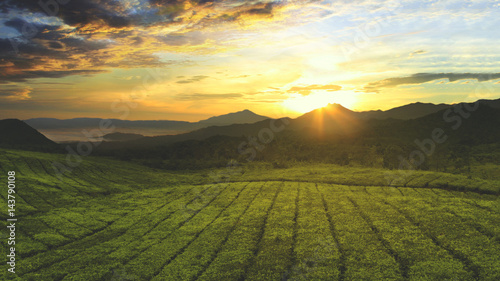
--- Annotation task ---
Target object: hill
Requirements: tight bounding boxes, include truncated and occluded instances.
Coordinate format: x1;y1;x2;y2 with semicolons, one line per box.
358;102;451;120
292;103;364;136
0;148;498;280
367;102;500;144
0;119;58;150
355;98;500;120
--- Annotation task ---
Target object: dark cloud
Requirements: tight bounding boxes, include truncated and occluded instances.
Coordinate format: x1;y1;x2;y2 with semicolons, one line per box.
0;17;158;83
0;69;107;84
0;1;305;83
149;0;283;26
175;93;243;100
176;75;210;84
364;73;500;93
1;0;131;28
48;41;64;49
409;49;426;57
288;84;342;95
245;2;275;15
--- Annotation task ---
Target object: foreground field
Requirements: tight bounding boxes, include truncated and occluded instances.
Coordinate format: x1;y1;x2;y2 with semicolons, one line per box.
0;149;499;280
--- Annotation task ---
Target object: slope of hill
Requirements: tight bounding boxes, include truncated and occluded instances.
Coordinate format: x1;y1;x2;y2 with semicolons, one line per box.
358;102;451;120
356;98;500;120
292;103;364;137
0;148;498;280
0;119;58;150
368;103;500;144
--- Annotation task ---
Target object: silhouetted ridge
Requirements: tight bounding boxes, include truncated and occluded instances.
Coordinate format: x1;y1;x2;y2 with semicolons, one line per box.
199;109;269;125
0;119;58;149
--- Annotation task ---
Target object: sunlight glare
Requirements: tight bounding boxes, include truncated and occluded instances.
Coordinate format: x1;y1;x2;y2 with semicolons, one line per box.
282;90;358;113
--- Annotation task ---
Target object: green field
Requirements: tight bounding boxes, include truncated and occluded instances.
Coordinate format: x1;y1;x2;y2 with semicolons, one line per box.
1;148;499;280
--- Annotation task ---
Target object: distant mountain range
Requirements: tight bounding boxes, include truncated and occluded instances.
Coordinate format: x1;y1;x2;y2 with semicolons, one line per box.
2;98;499;152
1;98;499;173
89;98;500;152
24;110;270;142
25;109;269;130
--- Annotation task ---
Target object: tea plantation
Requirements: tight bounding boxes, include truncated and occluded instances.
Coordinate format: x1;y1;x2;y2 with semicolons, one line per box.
0;148;499;280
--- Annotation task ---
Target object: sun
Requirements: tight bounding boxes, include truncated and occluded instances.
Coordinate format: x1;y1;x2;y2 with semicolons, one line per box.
282;90;358;114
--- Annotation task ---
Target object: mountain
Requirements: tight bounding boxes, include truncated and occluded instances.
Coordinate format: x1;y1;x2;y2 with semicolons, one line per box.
22;98;500;144
199;109;269;125
94;98;500;152
358;102;451;120
96;117;287;151
356;98;500;120
0;119;58;150
25;110;269;130
386;102;500;144
24;110;270;142
290;104;363;137
478;98;500;109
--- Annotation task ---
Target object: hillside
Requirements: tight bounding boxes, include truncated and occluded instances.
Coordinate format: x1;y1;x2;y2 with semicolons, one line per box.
0;119;58;150
358;102;451;120
355;98;500;120
0;148;499;280
292;103;364;136
367;103;500;144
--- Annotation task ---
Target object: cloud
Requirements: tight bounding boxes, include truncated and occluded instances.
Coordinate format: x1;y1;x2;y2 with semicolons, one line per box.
363;73;500;93
174;93;243;100
1;0;132;29
0;85;32;100
287;84;342;95
0;0;318;83
409;49;427;58
176;75;210;84
0;0;291;31
0;69;108;84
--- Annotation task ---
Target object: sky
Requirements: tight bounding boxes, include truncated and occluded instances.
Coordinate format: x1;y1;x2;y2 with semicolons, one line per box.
1;0;500;121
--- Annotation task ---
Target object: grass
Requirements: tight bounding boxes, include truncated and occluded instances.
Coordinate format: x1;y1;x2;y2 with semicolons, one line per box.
0;148;499;280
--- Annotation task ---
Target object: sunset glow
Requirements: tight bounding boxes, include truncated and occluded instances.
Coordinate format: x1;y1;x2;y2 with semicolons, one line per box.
0;1;499;120
282;90;359;114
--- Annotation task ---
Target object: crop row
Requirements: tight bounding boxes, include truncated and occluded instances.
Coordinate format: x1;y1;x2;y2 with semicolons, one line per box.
1;174;498;280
